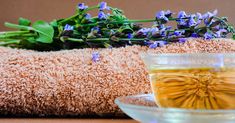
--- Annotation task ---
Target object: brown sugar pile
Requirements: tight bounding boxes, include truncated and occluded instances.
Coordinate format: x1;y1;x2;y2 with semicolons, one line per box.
0;38;235;117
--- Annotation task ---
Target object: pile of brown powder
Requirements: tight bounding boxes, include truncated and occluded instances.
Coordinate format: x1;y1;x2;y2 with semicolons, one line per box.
0;38;235;117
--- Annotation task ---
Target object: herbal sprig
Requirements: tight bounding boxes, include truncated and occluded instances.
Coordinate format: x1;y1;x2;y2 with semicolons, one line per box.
0;2;234;51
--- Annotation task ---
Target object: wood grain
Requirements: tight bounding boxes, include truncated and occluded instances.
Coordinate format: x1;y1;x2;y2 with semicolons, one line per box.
0;119;138;123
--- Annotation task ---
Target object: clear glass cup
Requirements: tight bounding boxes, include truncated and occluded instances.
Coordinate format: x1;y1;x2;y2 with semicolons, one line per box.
141;53;235;110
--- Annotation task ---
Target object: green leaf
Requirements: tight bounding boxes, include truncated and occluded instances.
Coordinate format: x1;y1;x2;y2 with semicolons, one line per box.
118;24;133;33
233;34;235;40
5;22;32;30
50;19;58;27
110;8;127;21
18;17;31;26
32;21;54;43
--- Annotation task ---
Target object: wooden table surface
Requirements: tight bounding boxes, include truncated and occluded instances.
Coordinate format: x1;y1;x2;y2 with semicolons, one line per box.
0;119;138;123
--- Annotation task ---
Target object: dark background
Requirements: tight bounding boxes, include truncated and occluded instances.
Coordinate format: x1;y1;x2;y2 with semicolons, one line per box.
0;0;234;31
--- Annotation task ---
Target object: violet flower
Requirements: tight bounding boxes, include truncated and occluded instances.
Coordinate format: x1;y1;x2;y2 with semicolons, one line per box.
178;11;187;18
144;40;152;46
78;3;88;10
127;33;133;39
179;38;187;43
149;42;158;49
92;52;100;62
178;19;187;26
188;16;197;27
203;10;218;25
203;10;218;19
177;11;188;26
196;12;202;24
174;30;185;36
191;33;199;38
149;41;167;48
64;24;74;31
99;2;110;10
215;29;227;38
85;13;91;20
215;25;221;30
98;11;107;19
156;11;169;22
159;26;171;36
150;27;159;35
137;28;151;36
204;32;213;39
160;29;167;37
164;10;173;18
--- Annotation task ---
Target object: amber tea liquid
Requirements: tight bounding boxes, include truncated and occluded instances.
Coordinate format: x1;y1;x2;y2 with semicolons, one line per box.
149;67;235;109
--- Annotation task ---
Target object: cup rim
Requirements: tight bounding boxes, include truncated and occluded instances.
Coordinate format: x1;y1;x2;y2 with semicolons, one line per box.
140;53;235;68
140;52;235;58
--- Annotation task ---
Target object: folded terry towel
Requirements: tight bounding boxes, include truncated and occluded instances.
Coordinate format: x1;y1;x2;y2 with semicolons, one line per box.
0;38;235;117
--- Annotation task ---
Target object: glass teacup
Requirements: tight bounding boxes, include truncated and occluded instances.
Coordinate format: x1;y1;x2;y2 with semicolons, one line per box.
141;53;235;109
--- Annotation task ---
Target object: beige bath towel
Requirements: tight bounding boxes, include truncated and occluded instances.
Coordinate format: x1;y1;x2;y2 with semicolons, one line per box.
0;38;235;117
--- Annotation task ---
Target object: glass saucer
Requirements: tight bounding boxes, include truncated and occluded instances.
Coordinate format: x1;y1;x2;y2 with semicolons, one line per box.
115;94;235;123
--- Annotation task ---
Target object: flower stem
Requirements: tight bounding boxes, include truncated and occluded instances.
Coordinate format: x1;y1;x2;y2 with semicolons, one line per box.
0;40;21;46
119;38;145;41
4;22;32;30
80;17;190;27
59;5;99;25
59;14;79;24
0;30;30;35
0;33;36;39
67;38;84;42
125;19;156;23
84;5;99;12
86;38;109;41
